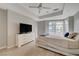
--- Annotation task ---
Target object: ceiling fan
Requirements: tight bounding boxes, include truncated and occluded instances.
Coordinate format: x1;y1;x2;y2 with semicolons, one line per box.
29;3;51;13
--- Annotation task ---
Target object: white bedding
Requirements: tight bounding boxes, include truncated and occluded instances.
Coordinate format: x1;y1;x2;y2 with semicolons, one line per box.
36;35;79;55
36;35;79;49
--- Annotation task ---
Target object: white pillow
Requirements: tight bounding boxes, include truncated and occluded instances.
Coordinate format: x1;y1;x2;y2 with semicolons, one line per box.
74;34;79;40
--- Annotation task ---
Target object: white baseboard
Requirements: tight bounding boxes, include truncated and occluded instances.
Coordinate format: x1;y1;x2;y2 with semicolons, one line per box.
7;45;16;48
0;45;16;49
0;46;6;49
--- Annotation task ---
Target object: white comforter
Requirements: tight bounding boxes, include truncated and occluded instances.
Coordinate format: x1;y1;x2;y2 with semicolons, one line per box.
36;35;79;49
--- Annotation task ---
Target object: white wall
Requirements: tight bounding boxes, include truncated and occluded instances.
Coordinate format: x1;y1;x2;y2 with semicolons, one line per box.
68;11;79;33
68;16;74;32
7;10;37;48
0;9;7;49
38;21;45;35
64;16;75;33
74;12;79;32
64;18;69;32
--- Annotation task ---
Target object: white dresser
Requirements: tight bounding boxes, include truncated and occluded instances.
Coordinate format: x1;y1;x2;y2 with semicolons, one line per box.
16;33;33;47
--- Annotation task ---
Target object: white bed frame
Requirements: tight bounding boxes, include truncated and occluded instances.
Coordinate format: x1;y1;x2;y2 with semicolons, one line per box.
37;43;79;56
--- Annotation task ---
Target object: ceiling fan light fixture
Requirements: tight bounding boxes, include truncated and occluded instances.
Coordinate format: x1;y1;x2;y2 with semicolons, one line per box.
53;8;59;11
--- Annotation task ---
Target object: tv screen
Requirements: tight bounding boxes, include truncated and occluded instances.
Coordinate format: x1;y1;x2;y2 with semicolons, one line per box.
20;23;32;34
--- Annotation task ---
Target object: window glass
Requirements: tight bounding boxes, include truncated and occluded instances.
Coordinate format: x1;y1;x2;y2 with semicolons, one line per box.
48;21;64;34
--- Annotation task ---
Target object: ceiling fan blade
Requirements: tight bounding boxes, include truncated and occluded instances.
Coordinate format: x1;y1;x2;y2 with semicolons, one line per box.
42;7;51;9
29;6;38;8
53;8;59;11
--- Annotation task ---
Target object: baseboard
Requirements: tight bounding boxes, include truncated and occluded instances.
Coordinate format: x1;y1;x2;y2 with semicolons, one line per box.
0;46;6;49
7;45;16;48
0;45;16;49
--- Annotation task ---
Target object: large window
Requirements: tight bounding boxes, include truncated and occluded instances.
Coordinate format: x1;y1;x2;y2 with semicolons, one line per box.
48;21;64;34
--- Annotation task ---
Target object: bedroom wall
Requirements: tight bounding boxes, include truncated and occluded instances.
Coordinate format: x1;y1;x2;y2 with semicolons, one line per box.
64;18;69;33
68;16;74;32
0;9;7;49
74;11;79;32
64;16;75;33
38;21;45;35
7;10;38;48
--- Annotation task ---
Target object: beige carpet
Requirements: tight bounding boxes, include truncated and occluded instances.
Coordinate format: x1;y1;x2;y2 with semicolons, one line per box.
0;41;63;56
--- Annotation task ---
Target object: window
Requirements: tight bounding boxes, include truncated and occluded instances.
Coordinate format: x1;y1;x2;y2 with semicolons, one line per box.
48;21;64;34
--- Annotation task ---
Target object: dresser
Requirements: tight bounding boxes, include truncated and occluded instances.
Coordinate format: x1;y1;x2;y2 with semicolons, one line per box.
16;33;33;47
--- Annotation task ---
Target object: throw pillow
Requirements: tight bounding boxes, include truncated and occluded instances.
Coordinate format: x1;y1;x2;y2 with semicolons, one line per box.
64;32;69;37
74;34;79;40
68;33;78;39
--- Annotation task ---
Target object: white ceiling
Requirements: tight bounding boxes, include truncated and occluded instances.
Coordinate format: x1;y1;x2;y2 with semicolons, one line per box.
0;3;79;21
20;3;64;16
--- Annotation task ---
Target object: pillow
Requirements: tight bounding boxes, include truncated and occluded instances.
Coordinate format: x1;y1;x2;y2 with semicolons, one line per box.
64;32;69;37
68;33;78;39
74;34;79;40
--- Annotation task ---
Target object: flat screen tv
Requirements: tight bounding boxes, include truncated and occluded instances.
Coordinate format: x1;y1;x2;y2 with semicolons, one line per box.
20;23;32;34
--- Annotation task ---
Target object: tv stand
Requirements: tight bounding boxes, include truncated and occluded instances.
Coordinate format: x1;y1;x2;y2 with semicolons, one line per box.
16;33;33;47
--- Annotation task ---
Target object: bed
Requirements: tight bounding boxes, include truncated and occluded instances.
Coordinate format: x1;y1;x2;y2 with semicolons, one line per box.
36;35;79;56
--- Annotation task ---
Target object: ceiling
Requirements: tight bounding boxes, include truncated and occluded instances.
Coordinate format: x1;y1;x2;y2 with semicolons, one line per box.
0;3;79;21
20;3;64;17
